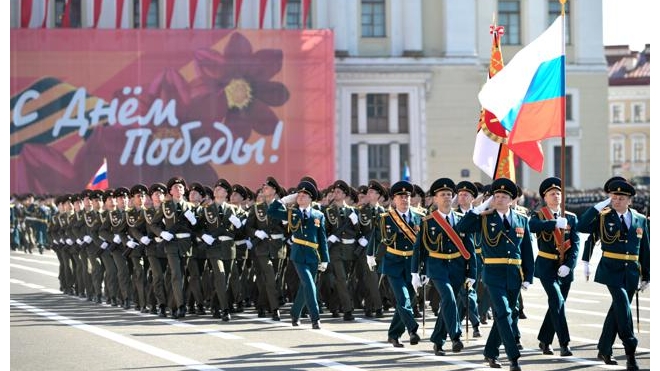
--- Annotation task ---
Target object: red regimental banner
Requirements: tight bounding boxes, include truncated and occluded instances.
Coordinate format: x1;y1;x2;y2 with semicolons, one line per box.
10;29;335;194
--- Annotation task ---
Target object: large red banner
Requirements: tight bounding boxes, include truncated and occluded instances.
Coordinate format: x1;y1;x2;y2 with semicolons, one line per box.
10;29;335;194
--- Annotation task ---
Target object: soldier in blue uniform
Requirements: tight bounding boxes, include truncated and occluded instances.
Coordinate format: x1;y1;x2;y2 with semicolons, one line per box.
455;177;534;371
577;180;649;371
529;177;579;357
268;180;329;329
412;178;476;355
366;180;422;348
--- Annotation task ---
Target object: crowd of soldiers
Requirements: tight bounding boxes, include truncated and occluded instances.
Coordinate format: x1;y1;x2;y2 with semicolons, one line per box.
9;174;649;371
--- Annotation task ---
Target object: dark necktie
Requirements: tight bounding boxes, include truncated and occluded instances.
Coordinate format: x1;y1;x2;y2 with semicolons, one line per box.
553;212;558;219
446;215;451;226
302;210;308;222
620;214;628;235
403;213;409;224
503;214;511;231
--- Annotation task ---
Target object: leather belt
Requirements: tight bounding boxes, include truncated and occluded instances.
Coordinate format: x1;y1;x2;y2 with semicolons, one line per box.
341;238;356;244
270;234;285;240
217;236;233;242
429;251;462;260
603;251;638;261
537;251;559;260
175;233;191;239
386;246;413;257
292;237;318;249
483;258;522;265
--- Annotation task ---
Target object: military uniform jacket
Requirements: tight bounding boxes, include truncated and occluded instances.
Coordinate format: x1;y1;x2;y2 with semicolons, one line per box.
367;208;423;278
412;210;476;288
529;209;579;282
456;209;534;290
83;209;102;249
577;207;650;292
325;203;360;241
267;200;329;265
143;205;166;257
126;207;148;257
156;199;196;235
246;201;287;258
200;201;241;260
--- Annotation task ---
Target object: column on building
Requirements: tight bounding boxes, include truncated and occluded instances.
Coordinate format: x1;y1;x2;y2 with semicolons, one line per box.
443;0;477;57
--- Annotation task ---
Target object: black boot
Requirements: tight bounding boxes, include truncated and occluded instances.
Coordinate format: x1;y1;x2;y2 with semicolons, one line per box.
221;309;231;322
626;353;639;371
159;304;167;317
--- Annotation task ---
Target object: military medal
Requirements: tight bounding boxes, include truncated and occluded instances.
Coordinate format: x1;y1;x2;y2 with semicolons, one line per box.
515;227;524;238
636;227;643;239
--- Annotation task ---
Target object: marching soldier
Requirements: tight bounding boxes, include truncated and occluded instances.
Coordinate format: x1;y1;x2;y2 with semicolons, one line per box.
82;189;104;303
246;177;288;320
144;183;170;317
200;179;244;321
412;178;476;356
153;177;198;319
126;184;150;313
455;177;534;371
268;180;329;329
325;180;360;321
577;179;649;370
366;180;422;348
186;182;209;315
355;180;387;318
98;190;120;306
529;177;579;357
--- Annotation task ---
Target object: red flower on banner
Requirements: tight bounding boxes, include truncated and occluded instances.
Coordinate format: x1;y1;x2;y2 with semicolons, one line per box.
190;32;290;140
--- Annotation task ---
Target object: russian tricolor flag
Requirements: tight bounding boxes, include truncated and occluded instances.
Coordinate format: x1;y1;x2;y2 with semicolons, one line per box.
86;158;109;190
478;16;565;172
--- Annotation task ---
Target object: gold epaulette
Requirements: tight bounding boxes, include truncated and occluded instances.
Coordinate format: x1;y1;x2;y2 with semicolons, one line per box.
600;208;613;216
380;211;390;217
422;214;433;221
481;209;495;216
513;208;528;217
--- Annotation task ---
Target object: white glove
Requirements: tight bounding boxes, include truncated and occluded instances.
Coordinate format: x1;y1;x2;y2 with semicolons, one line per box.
65;238;74;246
555;216;568;229
280;193;297;204
472;196;493;214
246;240;254;250
113;234;122;244
76;238;83;245
318;262;328;272
594;197;612;212
411;273;422;290
254;230;268;240
366;255;377;271
521;281;531;290
160;231;174;241
358;237;368;247
53;239;59;245
126;240;138;249
328;235;339;243
184;209;197;225
201;234;215;245
349;212;358;225
229;214;242;228
83;235;93;244
100;241;108;250
59;238;65;244
639;281;649;292
557;265;570;277
582;260;591;280
140;236;151;245
465;278;476;289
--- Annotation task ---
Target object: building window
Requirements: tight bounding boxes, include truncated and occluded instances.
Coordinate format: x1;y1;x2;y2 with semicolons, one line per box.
611;103;623;123
351;144;359;186
398;93;409;133
55;0;81;28
366;94;389;133
565;93;573;121
399;143;410;180
548;0;570;44
147;0;159;28
368;144;390;182
611;136;624;163
498;1;520;45
285;0;312;29
632;103;645;123
214;0;234;28
631;135;646;163
552;145;573;187
361;0;385;37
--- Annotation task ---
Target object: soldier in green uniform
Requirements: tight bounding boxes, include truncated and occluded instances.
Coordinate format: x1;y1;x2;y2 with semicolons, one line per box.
228;183;251;313
82;189;104;303
98;190;120;306
126;184;150;313
186;182;209;315
144;183;170;317
246;177;288;320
